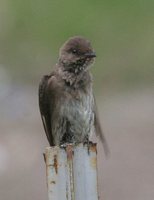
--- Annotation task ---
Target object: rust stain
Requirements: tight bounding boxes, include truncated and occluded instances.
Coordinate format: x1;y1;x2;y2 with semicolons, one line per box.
89;143;97;153
50;180;56;184
45;155;49;184
66;145;74;160
90;157;97;169
43;153;46;163
53;154;58;174
66;183;69;200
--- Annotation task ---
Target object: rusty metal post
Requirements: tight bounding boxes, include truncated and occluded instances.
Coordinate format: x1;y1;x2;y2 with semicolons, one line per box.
45;143;98;200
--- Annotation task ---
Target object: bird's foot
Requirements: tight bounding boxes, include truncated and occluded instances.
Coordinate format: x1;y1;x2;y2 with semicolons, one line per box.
60;142;75;148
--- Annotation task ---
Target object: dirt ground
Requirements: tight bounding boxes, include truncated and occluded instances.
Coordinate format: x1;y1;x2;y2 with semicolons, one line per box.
0;86;153;200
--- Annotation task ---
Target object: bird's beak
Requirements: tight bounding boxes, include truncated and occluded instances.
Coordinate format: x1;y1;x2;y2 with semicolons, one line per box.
84;52;96;58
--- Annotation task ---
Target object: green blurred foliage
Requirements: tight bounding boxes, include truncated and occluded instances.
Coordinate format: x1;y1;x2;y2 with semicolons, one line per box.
0;0;153;88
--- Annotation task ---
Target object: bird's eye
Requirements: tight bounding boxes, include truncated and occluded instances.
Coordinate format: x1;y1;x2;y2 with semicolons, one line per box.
72;49;77;54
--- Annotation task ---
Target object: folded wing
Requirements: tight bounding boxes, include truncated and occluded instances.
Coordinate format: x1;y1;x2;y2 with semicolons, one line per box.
38;74;54;146
94;96;110;156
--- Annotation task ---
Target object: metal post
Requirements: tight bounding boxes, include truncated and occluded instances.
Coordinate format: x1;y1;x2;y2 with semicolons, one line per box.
45;143;98;200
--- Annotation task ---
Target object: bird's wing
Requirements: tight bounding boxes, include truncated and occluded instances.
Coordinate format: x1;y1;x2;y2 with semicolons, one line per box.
94;96;110;156
38;74;54;146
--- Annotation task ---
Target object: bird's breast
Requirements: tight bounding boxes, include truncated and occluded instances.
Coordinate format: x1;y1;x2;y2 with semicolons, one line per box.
59;88;94;135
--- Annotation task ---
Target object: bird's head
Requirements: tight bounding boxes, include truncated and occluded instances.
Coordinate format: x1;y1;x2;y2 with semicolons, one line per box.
59;36;96;74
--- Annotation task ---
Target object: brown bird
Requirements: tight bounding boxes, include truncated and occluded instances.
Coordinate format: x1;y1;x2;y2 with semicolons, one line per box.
39;36;109;154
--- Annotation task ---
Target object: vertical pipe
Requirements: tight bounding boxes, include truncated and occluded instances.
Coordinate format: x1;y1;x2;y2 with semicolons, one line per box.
45;143;98;200
73;144;98;200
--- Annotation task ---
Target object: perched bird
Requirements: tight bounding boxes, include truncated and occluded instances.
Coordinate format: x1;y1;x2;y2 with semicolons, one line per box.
39;36;109;154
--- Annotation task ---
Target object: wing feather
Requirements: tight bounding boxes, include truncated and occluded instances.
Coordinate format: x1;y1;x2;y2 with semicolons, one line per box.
94;96;110;156
39;75;54;146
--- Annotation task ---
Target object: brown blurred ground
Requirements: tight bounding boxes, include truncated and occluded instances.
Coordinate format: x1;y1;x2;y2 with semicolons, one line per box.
0;84;153;200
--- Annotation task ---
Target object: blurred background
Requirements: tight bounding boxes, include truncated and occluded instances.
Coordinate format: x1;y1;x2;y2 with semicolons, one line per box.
0;0;154;200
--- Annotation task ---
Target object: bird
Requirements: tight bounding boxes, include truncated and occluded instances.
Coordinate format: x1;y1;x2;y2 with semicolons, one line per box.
39;36;109;154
